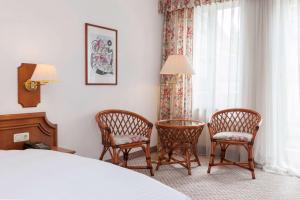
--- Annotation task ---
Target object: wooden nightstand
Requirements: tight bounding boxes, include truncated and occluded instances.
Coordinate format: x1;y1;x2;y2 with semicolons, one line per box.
51;146;76;154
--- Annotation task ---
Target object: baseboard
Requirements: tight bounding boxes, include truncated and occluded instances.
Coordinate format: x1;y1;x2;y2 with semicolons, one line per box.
105;146;157;162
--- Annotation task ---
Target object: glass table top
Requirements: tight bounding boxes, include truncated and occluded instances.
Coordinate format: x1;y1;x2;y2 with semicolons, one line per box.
157;119;205;127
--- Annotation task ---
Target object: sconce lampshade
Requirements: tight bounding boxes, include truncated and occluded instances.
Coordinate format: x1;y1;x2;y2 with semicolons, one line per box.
160;55;195;75
31;64;58;83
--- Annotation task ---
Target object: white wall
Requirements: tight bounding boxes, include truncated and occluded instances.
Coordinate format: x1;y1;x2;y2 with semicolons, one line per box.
0;0;163;158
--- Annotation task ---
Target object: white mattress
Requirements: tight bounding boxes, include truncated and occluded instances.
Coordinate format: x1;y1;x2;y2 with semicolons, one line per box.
0;149;189;200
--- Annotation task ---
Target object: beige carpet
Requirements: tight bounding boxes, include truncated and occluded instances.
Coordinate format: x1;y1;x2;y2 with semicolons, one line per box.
129;156;300;200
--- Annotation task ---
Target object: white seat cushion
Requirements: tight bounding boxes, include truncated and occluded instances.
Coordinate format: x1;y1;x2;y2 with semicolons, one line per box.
213;132;253;142
113;135;149;145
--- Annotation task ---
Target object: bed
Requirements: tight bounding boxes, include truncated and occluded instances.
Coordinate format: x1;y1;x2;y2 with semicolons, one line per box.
0;112;190;200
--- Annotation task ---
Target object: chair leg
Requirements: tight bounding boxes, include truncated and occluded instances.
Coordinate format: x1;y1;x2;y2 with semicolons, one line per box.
192;144;201;166
99;147;108;160
248;144;256;179
207;141;217;174
220;144;226;163
145;143;154;176
123;149;129;168
112;147;119;165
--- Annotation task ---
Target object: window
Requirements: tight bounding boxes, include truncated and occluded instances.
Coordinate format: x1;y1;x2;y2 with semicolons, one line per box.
193;0;300;176
193;1;241;119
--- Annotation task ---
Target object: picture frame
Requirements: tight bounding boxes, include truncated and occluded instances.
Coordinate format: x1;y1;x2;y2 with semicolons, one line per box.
85;23;118;85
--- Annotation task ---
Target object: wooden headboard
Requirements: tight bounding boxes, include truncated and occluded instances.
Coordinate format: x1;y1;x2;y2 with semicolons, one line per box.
0;112;57;150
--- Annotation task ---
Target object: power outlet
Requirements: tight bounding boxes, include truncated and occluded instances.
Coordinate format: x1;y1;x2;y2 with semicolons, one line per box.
14;132;30;143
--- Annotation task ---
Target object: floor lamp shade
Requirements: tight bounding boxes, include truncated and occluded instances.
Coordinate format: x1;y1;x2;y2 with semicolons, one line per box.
160;55;195;75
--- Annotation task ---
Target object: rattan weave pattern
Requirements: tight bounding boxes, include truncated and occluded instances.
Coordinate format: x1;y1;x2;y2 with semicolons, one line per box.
96;110;152;146
207;108;262;179
157;124;204;146
95;109;154;176
209;109;261;137
156;119;205;175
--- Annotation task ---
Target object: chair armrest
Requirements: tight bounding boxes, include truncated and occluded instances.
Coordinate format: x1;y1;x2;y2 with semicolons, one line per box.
147;122;154;129
97;123;116;146
207;122;216;140
255;125;260;131
250;125;260;144
145;121;153;139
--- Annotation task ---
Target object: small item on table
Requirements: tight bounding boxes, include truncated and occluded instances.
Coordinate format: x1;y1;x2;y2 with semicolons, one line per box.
24;141;50;150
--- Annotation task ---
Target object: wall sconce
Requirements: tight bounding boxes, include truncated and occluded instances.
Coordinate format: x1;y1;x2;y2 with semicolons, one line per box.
24;64;57;91
18;63;57;108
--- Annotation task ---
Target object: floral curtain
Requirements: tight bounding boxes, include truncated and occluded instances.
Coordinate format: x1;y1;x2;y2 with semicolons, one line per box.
159;0;232;14
159;8;193;119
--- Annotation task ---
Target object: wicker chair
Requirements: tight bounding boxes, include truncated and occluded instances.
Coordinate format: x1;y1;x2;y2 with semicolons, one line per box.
95;109;154;176
207;108;262;179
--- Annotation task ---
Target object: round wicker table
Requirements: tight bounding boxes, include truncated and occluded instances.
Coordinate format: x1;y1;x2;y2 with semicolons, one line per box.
155;119;205;175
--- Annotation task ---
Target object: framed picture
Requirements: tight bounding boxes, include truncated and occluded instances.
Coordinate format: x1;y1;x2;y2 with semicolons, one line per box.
85;23;118;85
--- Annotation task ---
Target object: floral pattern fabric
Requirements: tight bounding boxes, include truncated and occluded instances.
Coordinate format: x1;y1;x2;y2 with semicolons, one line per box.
113;135;149;145
159;0;233;14
159;8;193;120
213;132;253;142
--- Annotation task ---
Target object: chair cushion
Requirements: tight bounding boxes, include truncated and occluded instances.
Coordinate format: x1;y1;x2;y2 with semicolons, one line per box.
213;132;253;142
113;135;149;145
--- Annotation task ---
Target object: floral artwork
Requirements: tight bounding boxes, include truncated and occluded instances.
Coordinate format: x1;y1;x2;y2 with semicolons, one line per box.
91;36;114;75
85;23;118;85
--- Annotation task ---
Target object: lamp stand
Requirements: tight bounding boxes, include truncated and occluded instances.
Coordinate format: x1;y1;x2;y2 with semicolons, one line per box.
167;80;176;119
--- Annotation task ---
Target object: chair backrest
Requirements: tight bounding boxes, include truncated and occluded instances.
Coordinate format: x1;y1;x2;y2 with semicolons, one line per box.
95;109;152;137
209;108;262;134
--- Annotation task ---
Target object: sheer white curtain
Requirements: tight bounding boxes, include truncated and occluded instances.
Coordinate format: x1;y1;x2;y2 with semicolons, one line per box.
193;1;246;157
252;0;300;176
193;0;300;176
193;1;242;120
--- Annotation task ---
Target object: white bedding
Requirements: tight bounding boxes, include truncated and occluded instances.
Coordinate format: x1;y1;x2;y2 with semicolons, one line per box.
0;149;189;200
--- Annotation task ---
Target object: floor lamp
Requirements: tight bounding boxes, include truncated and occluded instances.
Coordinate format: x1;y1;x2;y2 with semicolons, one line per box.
160;55;195;119
152;55;195;163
